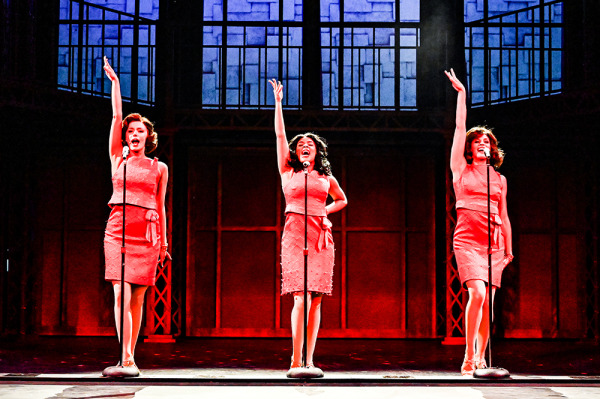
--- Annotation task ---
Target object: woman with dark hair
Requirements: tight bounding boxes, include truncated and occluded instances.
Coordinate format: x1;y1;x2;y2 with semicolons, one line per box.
445;68;513;376
102;57;170;376
269;79;347;376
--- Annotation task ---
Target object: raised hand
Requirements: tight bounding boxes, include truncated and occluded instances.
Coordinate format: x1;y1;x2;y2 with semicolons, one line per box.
104;56;119;82
269;78;283;102
444;68;465;93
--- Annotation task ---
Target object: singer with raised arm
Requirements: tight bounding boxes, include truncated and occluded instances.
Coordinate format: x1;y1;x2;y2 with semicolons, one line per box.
445;68;513;376
102;57;170;377
269;79;347;377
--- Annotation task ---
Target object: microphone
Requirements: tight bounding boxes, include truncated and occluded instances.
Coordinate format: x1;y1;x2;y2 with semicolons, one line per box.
122;145;130;160
302;161;310;168
483;148;490;158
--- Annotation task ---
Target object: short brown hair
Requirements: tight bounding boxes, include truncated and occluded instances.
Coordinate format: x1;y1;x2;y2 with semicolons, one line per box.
464;126;504;169
122;113;158;154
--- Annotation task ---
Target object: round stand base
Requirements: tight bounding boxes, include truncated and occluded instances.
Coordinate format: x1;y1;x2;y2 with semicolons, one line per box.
286;367;324;379
474;367;510;379
102;365;140;378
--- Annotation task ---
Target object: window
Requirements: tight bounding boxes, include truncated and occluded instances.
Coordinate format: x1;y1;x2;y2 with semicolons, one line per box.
465;0;562;106
200;0;420;110
58;0;157;104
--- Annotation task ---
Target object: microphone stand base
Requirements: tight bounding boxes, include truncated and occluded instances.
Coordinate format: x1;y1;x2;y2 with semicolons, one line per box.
286;366;324;379
473;367;510;379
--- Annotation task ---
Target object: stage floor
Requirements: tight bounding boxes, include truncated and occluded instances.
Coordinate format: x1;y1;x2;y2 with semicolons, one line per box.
1;337;599;398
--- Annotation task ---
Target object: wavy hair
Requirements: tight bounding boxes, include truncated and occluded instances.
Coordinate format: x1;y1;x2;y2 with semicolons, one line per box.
288;133;332;176
122;113;158;154
464;126;504;169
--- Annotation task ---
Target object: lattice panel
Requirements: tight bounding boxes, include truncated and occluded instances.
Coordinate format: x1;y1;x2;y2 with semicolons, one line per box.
444;139;466;340
144;128;176;340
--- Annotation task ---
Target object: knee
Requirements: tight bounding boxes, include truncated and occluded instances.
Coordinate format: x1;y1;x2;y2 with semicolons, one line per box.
113;284;122;305
293;294;305;308
469;288;486;306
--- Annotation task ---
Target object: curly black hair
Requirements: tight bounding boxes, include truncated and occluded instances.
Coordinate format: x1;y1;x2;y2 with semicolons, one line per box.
287;133;332;176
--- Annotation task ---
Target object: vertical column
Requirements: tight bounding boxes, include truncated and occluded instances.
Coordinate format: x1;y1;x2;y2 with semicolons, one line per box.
302;1;322;110
419;0;466;343
418;0;464;110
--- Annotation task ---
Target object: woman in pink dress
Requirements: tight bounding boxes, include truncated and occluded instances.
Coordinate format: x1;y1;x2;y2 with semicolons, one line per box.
270;79;348;376
445;69;514;376
102;57;170;376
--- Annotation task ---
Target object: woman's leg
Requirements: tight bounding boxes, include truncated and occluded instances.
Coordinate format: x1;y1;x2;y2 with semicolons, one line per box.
306;293;323;366
290;292;309;367
130;284;148;358
475;285;496;367
463;280;487;374
112;281;133;362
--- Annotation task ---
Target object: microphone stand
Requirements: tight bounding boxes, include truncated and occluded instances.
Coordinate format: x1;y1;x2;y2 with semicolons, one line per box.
474;156;509;379
303;165;308;370
104;147;138;378
287;164;323;379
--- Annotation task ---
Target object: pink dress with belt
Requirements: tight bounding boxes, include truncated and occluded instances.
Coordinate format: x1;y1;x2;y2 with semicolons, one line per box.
453;164;506;288
104;157;161;286
281;170;335;295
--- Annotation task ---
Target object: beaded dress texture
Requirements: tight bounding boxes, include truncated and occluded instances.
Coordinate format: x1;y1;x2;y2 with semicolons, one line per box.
281;170;335;295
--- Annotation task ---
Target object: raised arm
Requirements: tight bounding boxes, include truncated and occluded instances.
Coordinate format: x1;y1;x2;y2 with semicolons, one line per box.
445;68;468;181
269;78;292;177
326;175;348;215
104;56;123;175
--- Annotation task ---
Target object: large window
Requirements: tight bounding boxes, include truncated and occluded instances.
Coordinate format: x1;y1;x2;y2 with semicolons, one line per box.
57;0;421;110
321;0;419;110
58;0;158;104
465;0;562;106
200;0;420;110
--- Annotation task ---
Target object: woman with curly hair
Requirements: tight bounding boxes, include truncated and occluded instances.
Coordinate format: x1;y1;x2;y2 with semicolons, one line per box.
445;68;514;376
269;79;347;377
102;57;170;377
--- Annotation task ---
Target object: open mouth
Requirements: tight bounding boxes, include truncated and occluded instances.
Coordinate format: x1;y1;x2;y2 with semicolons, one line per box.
302;149;310;156
131;139;140;146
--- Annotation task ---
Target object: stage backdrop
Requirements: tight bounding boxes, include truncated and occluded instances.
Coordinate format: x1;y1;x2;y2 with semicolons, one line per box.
185;143;438;338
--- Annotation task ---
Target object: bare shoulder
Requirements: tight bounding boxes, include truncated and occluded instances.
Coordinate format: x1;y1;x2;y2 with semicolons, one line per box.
500;173;507;186
157;161;169;179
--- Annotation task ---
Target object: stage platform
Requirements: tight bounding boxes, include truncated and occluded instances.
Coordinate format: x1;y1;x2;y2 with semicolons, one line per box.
1;337;599;398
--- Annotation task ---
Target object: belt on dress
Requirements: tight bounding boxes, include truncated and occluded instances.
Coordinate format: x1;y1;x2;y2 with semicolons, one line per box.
145;210;160;246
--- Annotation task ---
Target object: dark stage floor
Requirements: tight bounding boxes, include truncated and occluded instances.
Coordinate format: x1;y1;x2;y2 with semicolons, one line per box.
1;337;599;398
0;336;598;376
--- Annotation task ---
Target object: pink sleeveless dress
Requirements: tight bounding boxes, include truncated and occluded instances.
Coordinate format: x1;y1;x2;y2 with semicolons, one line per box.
104;157;161;286
453;164;506;288
281;170;335;295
